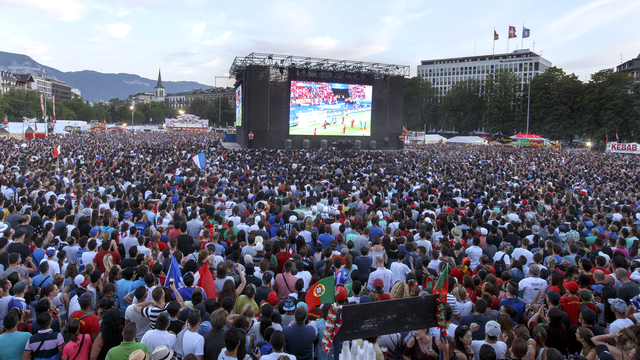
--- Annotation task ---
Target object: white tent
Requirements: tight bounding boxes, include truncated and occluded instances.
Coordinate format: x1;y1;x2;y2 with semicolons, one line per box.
423;134;447;143
447;136;487;145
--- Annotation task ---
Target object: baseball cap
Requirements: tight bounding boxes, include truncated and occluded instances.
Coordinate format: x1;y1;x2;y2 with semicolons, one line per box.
46;247;56;257
255;242;264;252
608;298;627;313
13;279;28;294
335;286;348;301
373;278;384;289
545;290;561;305
565;281;579;294
152;346;174;360
289;215;297;224
267;291;278;306
74;275;89;288
90;228;99;237
359;295;372;303
283;296;296;311
14;229;25;238
124;211;132;218
485;321;501;337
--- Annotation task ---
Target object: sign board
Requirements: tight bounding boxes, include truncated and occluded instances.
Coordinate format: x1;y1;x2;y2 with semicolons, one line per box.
608;142;640;154
517;139;530;147
340;295;438;341
530;140;544;148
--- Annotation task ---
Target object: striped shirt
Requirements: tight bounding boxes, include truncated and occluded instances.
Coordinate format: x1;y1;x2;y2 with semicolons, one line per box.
25;330;64;360
141;303;169;329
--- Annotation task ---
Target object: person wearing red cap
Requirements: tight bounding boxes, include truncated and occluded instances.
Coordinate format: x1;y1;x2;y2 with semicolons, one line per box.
560;281;581;326
372;278;390;301
335;286;348;304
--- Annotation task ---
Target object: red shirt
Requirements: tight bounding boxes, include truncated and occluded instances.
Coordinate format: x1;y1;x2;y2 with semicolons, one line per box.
93;251;121;273
71;311;100;335
559;295;581;326
593;267;611;275
275;252;291;273
167;229;182;239
149;241;168;251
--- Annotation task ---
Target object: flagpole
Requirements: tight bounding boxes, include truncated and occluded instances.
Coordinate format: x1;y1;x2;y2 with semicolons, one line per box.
521;24;524;50
526;77;531;134
492;27;495;57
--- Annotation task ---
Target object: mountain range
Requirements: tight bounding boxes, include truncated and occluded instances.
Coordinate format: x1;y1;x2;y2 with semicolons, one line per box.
0;51;213;103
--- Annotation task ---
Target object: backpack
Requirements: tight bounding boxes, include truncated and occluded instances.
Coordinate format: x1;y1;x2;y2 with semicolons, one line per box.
494;253;507;276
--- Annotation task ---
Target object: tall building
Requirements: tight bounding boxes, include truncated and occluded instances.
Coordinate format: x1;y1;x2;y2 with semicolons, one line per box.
616;53;640;83
165;87;234;109
154;69;165;102
417;49;552;95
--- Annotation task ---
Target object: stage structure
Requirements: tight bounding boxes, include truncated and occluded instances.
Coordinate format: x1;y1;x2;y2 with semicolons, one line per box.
230;53;408;149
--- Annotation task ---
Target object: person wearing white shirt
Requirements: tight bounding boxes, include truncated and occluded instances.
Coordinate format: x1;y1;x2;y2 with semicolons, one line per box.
390;252;413;284
294;262;312;291
493;243;511;270
518;264;547;306
511;238;534;275
470;321;508;360
366;256;394;293
415;232;433;258
141;313;176;354
180;311;205;360
466;237;483;270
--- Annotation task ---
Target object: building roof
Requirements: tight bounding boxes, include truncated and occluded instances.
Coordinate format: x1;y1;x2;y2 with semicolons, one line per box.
616;53;640;73
13;74;34;83
155;69;163;89
420;49;544;66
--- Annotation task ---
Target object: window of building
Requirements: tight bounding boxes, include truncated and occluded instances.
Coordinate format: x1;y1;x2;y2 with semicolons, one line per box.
519;63;523;72
534;62;539;71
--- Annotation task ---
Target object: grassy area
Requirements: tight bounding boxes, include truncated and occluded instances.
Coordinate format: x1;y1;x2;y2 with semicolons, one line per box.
289;111;371;136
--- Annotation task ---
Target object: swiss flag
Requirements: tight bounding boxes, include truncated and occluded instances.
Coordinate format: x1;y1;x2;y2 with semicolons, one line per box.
509;26;517;39
193;263;217;299
53;145;61;158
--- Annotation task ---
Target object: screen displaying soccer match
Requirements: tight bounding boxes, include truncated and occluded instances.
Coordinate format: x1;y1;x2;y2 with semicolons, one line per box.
235;85;242;127
289;81;372;136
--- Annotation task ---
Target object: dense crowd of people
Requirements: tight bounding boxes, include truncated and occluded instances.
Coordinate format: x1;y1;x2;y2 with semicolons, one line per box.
0;131;639;360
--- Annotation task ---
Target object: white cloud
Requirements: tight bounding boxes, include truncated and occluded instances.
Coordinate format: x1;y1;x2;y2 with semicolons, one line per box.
304;37;339;52
8;37;48;56
2;0;85;21
178;69;194;75
203;31;233;46
190;22;207;42
198;57;222;67
106;23;132;37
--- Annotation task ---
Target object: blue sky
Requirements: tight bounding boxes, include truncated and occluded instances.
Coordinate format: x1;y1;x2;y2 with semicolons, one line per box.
1;0;638;86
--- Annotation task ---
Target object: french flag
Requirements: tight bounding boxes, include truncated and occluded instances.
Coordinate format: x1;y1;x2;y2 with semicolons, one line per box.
192;152;207;169
245;164;250;174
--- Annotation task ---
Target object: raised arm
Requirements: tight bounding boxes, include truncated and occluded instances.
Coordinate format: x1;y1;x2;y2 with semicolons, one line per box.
235;263;247;296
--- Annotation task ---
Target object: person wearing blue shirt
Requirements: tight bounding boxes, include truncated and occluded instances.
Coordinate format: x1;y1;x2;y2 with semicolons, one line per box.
368;217;384;242
498;282;525;322
33;263;54;290
318;226;334;250
117;268;135;317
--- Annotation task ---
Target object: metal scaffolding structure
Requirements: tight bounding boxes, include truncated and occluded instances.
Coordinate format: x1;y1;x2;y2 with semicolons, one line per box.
229;53;410;82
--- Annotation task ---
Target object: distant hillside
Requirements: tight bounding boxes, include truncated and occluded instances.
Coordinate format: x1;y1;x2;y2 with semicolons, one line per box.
0;51;212;102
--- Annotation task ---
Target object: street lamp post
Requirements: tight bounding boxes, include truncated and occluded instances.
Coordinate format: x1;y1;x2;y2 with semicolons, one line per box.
130;105;134;130
214;76;229;127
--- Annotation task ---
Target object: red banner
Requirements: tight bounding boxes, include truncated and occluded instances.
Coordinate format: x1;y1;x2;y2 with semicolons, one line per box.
509;26;517;39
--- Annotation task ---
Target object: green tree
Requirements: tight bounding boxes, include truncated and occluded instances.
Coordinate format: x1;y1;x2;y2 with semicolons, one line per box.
188;99;209;119
577;69;635;142
403;77;439;131
527;67;583;140
484;70;523;134
438;80;484;134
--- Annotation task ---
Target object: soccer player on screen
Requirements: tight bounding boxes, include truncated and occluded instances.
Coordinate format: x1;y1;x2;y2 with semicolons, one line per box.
343;125;346;134
314;128;317;136
351;119;354;129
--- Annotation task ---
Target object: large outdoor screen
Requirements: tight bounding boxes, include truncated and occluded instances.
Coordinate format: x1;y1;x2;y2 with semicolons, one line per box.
289;81;372;136
235;85;242;127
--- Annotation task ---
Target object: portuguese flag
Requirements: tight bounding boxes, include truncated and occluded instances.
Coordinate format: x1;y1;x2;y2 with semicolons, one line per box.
432;264;450;302
305;276;335;312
